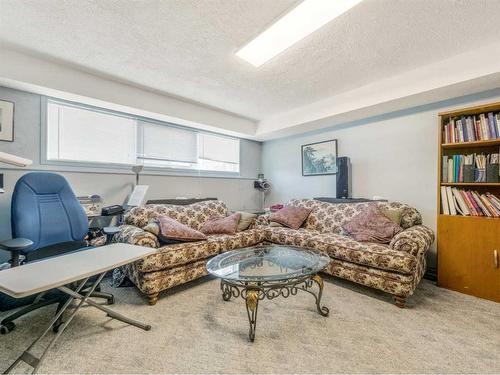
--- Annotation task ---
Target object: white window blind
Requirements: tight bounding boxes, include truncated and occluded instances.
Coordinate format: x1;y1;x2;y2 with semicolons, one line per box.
45;99;240;174
140;121;198;164
46;101;136;165
198;133;239;173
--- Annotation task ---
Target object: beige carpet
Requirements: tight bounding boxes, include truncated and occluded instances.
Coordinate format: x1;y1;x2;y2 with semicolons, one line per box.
1;276;499;374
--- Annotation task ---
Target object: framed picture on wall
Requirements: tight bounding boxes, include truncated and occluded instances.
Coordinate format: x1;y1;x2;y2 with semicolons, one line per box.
0;99;15;142
301;139;338;176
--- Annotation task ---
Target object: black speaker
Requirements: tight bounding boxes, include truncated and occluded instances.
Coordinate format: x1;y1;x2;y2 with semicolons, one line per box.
336;157;351;199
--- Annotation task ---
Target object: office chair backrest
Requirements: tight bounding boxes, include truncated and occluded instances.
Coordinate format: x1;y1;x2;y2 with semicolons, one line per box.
11;172;89;252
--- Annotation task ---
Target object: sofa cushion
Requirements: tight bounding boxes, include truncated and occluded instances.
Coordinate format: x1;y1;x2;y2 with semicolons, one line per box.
308;233;416;274
137;240;218;273
342;205;402;244
213;229;265;253
124;200;228;230
263;227;320;248
201;213;241;235
269;206;312;229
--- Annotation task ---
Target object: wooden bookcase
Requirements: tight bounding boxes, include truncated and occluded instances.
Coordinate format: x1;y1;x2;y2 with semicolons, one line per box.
437;101;500;302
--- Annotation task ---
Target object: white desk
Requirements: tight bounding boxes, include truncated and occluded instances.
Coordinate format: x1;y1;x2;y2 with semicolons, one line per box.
0;243;158;374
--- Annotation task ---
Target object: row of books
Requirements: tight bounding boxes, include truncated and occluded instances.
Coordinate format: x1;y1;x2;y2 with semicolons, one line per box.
441;187;500;217
442;153;499;183
442;112;500;143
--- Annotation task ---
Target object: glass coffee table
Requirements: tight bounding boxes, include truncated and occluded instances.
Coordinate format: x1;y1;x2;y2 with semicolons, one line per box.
206;244;330;341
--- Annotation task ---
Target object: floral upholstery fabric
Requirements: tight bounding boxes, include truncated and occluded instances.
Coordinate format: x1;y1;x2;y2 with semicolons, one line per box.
122;259;208;295
124;200;228;230
137;241;217;273
114;225;160;248
263;227;416;274
389;225;435;258
262;227;320;248
311;233;416;274
287;199;422;233
115;199;433;304
216;229;265;253
324;254;427;297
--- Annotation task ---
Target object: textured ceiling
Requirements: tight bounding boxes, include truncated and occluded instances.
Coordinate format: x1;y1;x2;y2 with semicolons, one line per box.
1;0;500;121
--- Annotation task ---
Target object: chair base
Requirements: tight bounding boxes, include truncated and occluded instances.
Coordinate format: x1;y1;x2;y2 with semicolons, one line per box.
0;289;115;335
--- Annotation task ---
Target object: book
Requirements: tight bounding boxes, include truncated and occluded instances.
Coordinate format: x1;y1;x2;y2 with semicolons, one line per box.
441;186;450;215
452;188;470;215
480;194;500;217
447;158;454;182
446;187;457;215
442;156;448;183
471;191;490;216
488;113;498;139
444;112;500;144
460;190;478;216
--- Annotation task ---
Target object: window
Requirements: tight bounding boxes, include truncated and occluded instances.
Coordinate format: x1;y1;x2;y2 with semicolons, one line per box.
45;99;240;174
47;101;136;165
198;133;239;173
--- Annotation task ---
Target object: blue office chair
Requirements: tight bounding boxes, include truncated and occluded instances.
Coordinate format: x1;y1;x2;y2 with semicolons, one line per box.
0;172;114;334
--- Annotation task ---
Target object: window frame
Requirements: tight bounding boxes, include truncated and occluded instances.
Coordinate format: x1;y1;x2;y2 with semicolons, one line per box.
41;96;241;177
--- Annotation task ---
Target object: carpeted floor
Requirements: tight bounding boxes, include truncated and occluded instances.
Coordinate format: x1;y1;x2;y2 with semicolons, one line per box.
1;275;499;374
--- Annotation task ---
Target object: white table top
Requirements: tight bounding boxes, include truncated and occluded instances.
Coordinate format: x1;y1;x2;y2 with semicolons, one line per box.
0;243;157;298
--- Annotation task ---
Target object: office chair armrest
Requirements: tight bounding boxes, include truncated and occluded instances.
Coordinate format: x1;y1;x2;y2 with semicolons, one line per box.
0;238;34;267
103;227;121;236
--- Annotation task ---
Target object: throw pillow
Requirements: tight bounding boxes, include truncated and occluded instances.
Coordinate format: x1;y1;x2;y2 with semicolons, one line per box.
236;212;258;231
144;216;206;243
201;213;241;235
269;205;311;230
342;205;403;243
380;208;403;225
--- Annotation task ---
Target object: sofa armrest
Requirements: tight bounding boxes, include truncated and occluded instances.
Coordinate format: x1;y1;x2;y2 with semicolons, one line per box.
114;225;160;248
389;225;434;258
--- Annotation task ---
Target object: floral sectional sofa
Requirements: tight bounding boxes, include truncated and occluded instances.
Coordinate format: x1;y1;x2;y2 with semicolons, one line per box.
115;199;434;307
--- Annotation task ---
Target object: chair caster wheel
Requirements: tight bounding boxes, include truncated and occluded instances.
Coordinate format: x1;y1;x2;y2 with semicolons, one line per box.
52;322;63;333
0;322;16;334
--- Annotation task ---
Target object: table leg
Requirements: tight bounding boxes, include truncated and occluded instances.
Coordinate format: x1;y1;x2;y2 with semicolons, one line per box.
245;289;259;342
311;274;329;316
4;272;151;374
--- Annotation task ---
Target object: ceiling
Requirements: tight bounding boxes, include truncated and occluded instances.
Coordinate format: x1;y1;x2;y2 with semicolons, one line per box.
1;0;500;137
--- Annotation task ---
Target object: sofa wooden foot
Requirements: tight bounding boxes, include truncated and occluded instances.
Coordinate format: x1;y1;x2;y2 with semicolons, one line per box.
147;293;159;305
394;295;407;308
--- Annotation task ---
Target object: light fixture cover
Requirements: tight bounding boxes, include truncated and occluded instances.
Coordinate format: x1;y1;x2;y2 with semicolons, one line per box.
236;0;362;67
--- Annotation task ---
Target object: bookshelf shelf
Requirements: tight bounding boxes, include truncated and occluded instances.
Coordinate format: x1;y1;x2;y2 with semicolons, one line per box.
437;100;500;303
440;182;500;186
441;139;500;149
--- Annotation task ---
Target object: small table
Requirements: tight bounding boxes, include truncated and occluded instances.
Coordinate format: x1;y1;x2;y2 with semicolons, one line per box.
206;244;330;341
0;243;158;374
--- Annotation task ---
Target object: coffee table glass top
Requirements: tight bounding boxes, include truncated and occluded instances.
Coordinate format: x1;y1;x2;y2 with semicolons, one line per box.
206;244;330;282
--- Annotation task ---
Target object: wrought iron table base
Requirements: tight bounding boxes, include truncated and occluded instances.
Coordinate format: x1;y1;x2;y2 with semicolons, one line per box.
4;273;151;374
220;273;329;341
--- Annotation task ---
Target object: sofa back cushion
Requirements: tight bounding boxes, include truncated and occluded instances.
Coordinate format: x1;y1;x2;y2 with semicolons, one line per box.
287;199;422;233
124;200;228;230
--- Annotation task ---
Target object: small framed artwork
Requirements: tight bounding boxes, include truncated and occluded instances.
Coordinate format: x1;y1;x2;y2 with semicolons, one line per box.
301;139;338;176
0;100;15;142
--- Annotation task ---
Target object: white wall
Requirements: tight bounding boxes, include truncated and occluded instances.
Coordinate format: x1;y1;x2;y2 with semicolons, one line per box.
0;86;262;262
262;88;500;269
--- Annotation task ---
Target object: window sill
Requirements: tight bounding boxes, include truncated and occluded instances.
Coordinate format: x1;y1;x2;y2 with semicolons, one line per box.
6;161;252;180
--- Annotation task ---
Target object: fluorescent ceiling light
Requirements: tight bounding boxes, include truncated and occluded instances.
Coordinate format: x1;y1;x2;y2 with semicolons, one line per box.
236;0;362;67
